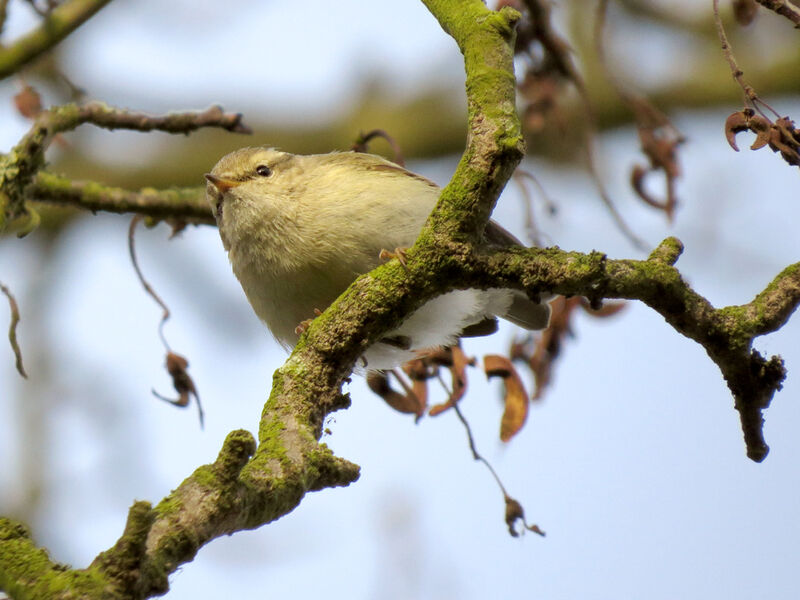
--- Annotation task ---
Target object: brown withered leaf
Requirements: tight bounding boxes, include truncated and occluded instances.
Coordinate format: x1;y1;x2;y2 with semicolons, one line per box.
484;355;529;443
725;109;800;168
733;0;758;26
13;84;43;119
428;344;476;417
505;495;545;538
402;358;434;415
153;352;204;428
629;97;684;222
770;117;800;167
366;370;426;420
512;297;626;401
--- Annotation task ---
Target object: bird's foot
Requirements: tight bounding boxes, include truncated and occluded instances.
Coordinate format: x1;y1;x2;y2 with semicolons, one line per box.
379;247;409;270
294;308;323;335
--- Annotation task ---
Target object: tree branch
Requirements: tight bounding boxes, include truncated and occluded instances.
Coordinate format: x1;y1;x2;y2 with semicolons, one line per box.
466;237;797;461
0;0;113;80
28;171;214;225
755;0;800;27
1;102;248;230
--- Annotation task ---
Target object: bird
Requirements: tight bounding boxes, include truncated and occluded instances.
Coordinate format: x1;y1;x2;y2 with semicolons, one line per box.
205;147;550;369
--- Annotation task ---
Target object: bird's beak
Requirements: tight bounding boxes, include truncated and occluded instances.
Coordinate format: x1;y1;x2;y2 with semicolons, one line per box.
205;173;242;194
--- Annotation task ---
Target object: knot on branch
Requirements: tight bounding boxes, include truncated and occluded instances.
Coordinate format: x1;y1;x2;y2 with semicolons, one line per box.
213;429;257;482
648;237;684;265
90;501;156;596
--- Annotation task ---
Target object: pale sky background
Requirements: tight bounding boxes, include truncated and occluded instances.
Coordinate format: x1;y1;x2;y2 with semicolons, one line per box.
1;2;799;599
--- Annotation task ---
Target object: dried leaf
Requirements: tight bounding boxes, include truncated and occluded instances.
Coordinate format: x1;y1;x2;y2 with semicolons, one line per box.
618;95;684;222
484;355;529;442
724;109;800;168
724;110;750;151
505;495;545;538
733;0;758;26
581;297;627;318
13;84;42;119
511;296;625;402
153;351;204;427
428;345;475;417
366;370;425;419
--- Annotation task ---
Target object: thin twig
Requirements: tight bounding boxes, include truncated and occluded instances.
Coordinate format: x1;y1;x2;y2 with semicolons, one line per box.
128;216;170;351
517;0;646;249
0;280;27;378
351;129;406;166
713;0;781;119
512;168;556;247
436;372;509;497
754;0;800;26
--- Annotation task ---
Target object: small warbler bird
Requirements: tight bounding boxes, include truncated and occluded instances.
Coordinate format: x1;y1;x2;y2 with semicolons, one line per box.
205;147;549;369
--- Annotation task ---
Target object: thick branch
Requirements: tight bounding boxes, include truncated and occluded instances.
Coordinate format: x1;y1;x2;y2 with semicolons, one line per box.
466;237;798;461
419;0;525;241
0;0;113;80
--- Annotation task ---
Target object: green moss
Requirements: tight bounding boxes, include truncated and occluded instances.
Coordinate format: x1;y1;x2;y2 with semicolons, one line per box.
153;494;183;519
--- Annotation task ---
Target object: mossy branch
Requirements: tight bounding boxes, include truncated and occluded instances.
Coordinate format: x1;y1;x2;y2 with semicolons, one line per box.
1;102;248;231
28;172;214;225
0;0;113;81
0;427;359;599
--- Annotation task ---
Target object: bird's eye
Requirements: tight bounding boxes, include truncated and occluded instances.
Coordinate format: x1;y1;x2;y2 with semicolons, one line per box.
255;165;272;177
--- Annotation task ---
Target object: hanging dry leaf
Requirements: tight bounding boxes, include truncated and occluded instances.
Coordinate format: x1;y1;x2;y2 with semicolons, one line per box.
511;297;626;401
153;351;204;427
725;109;800;168
505;495;545;538
732;0;758;26
484;354;529;442
366;370;425;419
428;344;475;417
628;97;684;222
13;84;43;119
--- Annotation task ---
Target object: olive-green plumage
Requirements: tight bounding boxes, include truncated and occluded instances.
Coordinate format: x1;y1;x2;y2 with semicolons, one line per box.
206;147;549;368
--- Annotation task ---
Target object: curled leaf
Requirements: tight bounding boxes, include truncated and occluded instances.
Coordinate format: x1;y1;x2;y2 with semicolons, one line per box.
629;105;683;222
724;109;800;168
13;84;43;119
505;495;545;538
733;0;758;26
153;352;204;427
511;297;626;402
631;164;666;210
724;108;771;151
366;370;425;419
770;117;800;166
724;110;750;151
428;344;475;417
484;354;529;442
